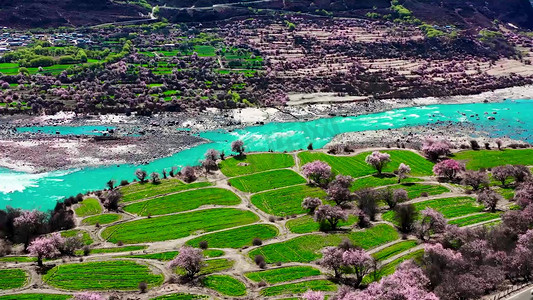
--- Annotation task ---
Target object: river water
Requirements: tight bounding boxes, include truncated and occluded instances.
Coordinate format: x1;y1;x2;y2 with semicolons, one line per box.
2;99;532;211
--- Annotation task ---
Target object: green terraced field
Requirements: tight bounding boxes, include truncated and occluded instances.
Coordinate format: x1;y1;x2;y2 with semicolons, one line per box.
219;153;295;177
0;256;36;263
101;208;259;244
351;175;422;191
123;188;241;216
82;213;122;225
382;197;482;223
202;275;246;296
251;185;327;216
0;294;71;300
448;213;501;227
259;280;337;296
176;259;234;276
298;150;434;178
379;184;450;199
120;179;213;202
60;229;93;245
286;215;358;234
364;249;424;284
74;198;102;217
84;245;147;255
245;266;321;284
121;249;223;260
151;294;208;300
371;240;418;261
186;224;278;248
249;224;398;263
0;269;28;290
43;260;163;290
452;149;533;170
228;169;306;193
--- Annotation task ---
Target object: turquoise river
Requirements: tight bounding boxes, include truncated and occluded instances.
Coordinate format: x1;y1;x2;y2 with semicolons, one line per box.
2;99;533;211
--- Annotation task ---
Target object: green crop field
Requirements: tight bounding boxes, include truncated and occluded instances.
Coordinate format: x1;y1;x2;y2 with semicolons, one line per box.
298;150;434;178
83;245;147;255
43;260;163;290
351;175;422;191
364;249;424;284
0;269;28;289
378;184;450;199
0;294;71;300
228;169;306;193
123;188;241;216
61;229;93;245
120;179;212;202
452;149;533;170
186;224;278;248
249;224;398;263
382;197;482;223
286;215;358;234
259;280;337;296
176;259;234;276
251;185;327;216
82;213;121;225
102;208;259;244
74;198;102;216
219;153;295;177
245;266;321;284
151;293;208;300
448;213;501;227
0;256;36;263
372;240;418;261
121;249;223;260
202;275;246;296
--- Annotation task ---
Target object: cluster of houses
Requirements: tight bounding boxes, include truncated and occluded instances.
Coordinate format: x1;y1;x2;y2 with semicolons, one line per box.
0;31;93;55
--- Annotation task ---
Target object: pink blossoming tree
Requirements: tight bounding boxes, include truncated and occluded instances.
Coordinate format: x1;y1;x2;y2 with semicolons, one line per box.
314;205;348;230
302;160;332;187
302;197;323;213
397;163;411;183
168;246;205;279
433;159;464;181
27;233;65;266
365;151;391;175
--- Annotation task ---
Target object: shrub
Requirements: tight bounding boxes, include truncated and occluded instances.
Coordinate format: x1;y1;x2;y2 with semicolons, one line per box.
138;281;148;293
252;238;263;246
199;240;208;249
120;179;129;186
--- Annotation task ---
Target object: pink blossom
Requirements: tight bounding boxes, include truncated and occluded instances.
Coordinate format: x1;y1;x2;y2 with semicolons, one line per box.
433;159;464;180
27;233;65;266
302;160;332;186
302;197;323;213
416;208;447;240
168;246;205;278
365;151;391;174
397;163;411;183
342;248;374;287
477;189;502;212
314;205;348;230
74;292;105;300
302;291;324;300
422;138;451;160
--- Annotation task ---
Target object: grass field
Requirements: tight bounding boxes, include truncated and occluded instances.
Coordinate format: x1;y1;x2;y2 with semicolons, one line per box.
74;198;102;217
298;150;434;178
120;179;213;202
351;175;422;191
251;185;327;216
448;213;501;227
245;266;321;284
0;269;27;290
228;169;306;193
101;208;259;244
202;275;246;296
84;245;147;255
379;184;450;199
382;197;482;223
151;293;208;300
452;149;533;170
0;294;71;300
82;214;121;225
60;229;93;245
259;280;337;296
43;260;163;290
186;224;278;248
219;153;295;177
123;188;241;216
286;215;358;234
249;224;398;263
371;240;418;261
